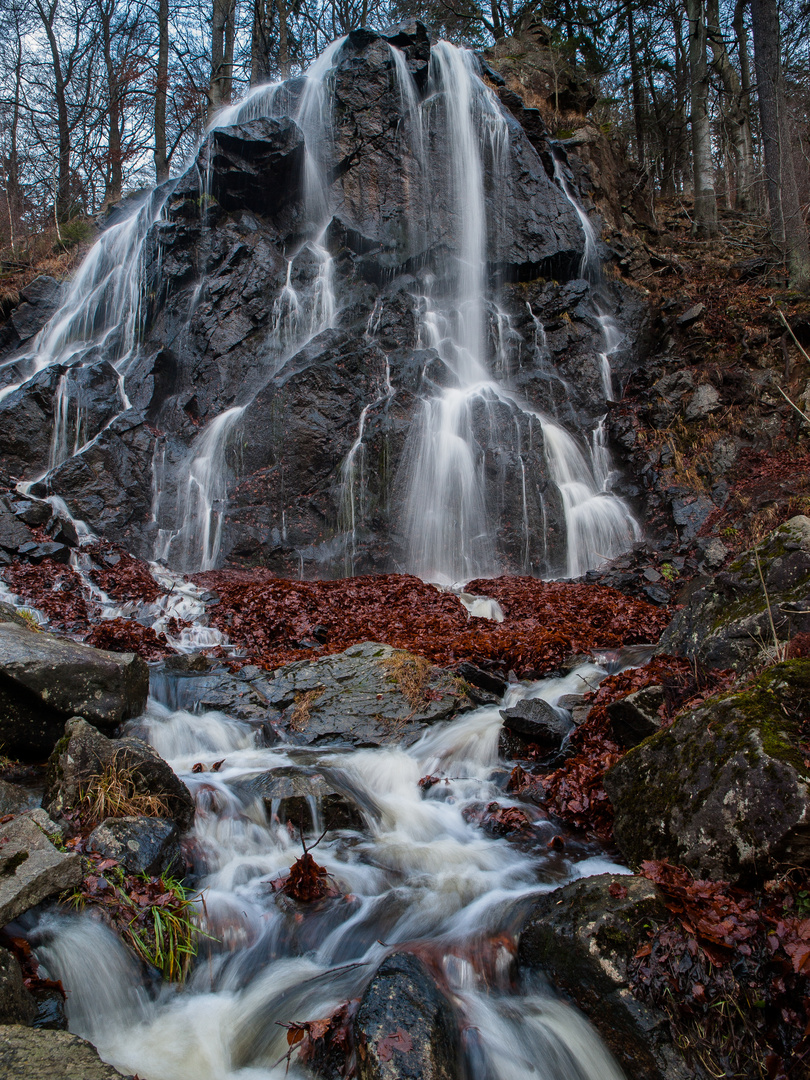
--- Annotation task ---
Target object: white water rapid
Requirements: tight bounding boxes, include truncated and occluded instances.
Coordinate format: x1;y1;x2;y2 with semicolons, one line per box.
22;660;632;1080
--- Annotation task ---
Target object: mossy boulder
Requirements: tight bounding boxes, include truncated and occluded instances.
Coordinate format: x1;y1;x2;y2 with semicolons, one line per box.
604;661;810;882
658;516;810;672
517;874;699;1080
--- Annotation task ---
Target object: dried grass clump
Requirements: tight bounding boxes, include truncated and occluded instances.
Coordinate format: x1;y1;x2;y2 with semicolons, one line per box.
290;688;324;731
380;651;434;710
80;755;173;823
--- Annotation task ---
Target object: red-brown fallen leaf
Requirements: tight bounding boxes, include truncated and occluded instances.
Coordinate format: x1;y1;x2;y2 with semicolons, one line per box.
377;1030;413;1062
211;759;225;772
634;943;652;959
546;835;565;850
418;775;442;791
609;882;629;899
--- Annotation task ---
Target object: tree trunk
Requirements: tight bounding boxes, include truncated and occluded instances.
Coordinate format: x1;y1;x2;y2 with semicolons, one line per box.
99;0;122;203
36;0;72;222
209;0;235;113
685;0;718;236
706;0;754;210
154;0;169;181
250;0;271;84
5;20;24;247
750;0;810;289
277;0;290;77
625;0;646;168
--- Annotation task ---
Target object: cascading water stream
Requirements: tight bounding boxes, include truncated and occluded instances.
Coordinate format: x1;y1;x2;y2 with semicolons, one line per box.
21;660;633;1080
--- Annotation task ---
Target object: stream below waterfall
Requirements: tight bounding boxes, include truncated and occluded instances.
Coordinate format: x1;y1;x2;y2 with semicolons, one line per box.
17;659;636;1080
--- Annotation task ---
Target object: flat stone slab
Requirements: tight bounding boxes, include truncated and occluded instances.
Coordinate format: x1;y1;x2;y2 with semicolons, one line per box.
0;1025;129;1078
0;815;82;927
264;642;475;747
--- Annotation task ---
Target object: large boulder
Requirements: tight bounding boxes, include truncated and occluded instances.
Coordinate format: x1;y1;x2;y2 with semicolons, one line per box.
0;1025;128;1079
0;622;148;760
658;517;810;672
0;815;82;927
604;660;810;882
354;952;460;1080
518;874;699;1080
262;642;476;747
43;717;195;832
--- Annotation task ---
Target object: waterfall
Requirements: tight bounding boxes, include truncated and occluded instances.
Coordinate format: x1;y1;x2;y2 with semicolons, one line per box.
1;30;640;582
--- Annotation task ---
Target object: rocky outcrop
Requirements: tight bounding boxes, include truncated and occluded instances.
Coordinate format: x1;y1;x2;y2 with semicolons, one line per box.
355;952;460;1080
658;516;810;672
518;874;699;1080
0;24;645;576
0;277;63;368
604;661;810;882
261;642;476;747
43;716;195;831
0;1025;128;1079
0;815;82;927
0;621;148;760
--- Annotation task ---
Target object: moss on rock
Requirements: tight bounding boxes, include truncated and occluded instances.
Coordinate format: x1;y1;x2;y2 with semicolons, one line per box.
604;660;810;882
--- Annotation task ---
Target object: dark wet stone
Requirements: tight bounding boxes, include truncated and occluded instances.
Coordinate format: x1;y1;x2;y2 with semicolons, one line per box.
518;874;695;1080
0;623;149;760
87;816;182;876
0;948;36;1025
236;766;365;831
355;952;460;1080
499;698;571;747
0;515;33;553
607;685;665;748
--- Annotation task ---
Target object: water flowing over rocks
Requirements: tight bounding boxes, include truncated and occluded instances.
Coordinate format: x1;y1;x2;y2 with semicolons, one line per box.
604;661;810;883
0;622;148;760
518;873;698;1080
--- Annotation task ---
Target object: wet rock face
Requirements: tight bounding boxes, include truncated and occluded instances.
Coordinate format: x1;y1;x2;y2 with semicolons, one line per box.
355;952;460;1080
604;661;810;883
0;23;643;575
